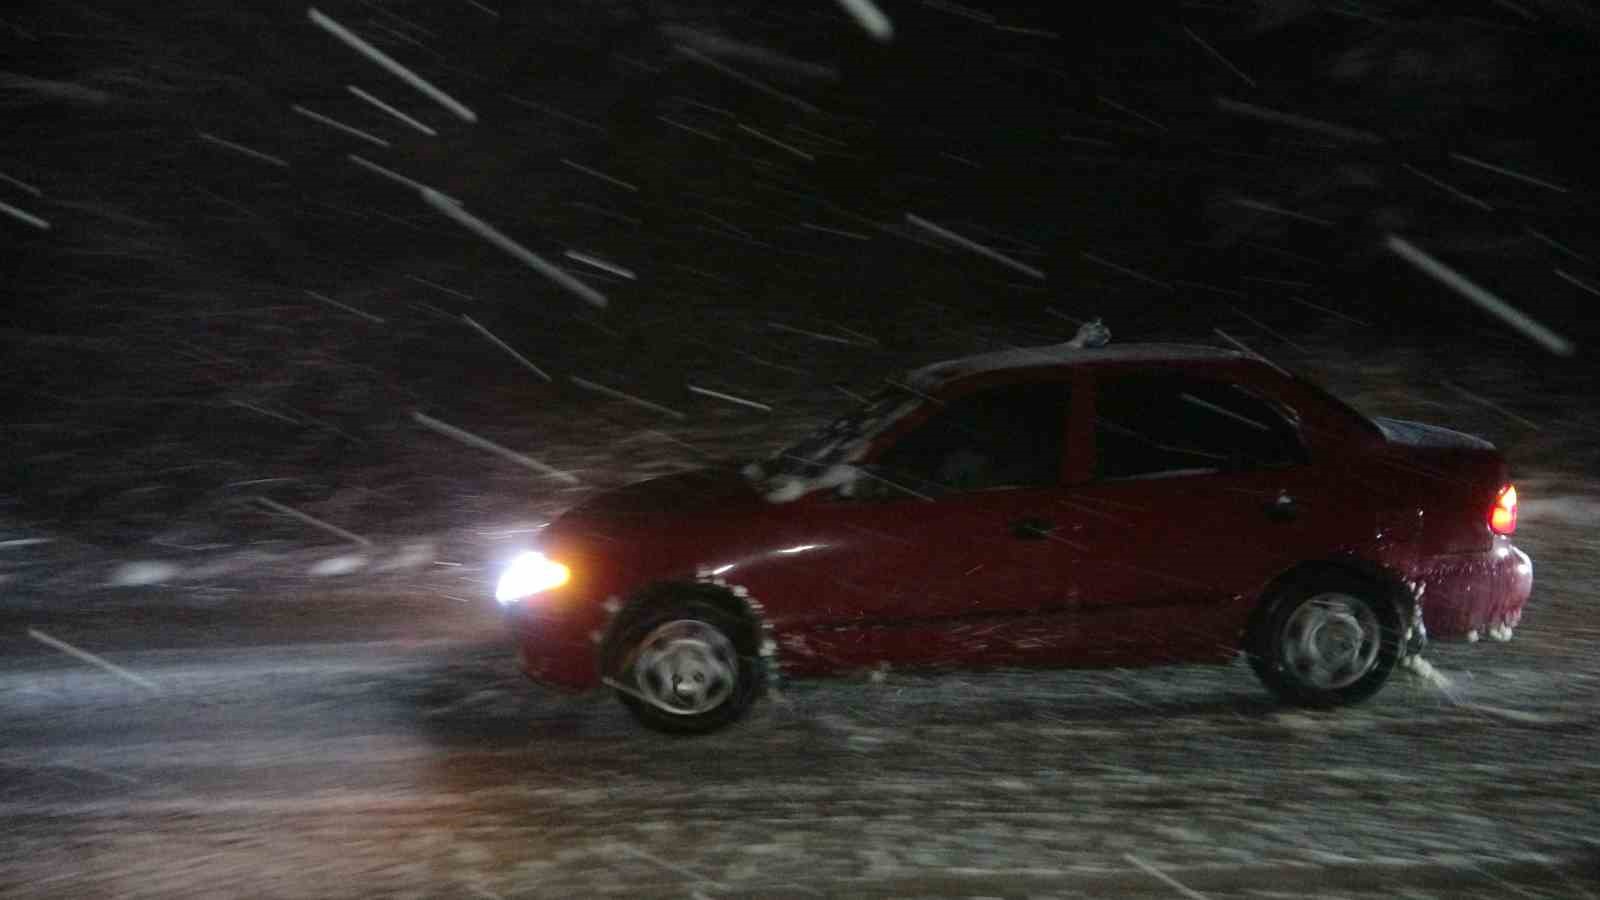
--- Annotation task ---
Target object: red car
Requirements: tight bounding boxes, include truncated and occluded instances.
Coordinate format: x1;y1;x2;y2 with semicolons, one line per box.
495;335;1533;733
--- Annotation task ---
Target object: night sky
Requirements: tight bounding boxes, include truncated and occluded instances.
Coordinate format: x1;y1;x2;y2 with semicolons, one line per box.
4;0;1597;544
3;5;1600;895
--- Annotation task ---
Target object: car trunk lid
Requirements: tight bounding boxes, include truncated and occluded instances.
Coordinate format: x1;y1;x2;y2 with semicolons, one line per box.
1372;416;1496;451
1371;417;1509;554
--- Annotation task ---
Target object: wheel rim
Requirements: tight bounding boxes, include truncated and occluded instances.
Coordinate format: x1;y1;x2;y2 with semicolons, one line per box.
631;619;738;715
1279;592;1382;690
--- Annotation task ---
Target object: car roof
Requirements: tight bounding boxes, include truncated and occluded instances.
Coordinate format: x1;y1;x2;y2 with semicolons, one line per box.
905;342;1251;390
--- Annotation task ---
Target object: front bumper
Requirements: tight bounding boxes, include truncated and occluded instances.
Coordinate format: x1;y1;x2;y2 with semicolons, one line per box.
501;599;604;691
1416;536;1532;640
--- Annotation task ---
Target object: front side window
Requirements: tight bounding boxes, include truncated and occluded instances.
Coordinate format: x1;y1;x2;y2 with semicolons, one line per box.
870;381;1070;494
1093;375;1306;480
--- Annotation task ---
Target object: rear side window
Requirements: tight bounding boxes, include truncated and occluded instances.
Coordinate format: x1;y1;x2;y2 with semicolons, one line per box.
873;381;1069;493
1093;375;1306;479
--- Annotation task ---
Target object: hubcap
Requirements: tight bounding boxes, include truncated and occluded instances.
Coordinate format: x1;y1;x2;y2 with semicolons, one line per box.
632;619;738;715
1280;592;1381;690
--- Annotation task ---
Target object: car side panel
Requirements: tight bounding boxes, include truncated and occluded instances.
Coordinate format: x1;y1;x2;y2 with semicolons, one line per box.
505;591;606;690
1057;363;1386;664
1061;465;1379;664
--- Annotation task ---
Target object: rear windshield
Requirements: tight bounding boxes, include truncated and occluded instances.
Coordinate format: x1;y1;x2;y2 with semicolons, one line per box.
1291;375;1385;439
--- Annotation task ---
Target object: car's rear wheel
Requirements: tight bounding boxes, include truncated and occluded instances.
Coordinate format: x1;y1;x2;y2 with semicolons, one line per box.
1247;572;1400;707
609;599;759;735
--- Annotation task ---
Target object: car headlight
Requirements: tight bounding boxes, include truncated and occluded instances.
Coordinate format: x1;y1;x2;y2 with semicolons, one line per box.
495;551;571;604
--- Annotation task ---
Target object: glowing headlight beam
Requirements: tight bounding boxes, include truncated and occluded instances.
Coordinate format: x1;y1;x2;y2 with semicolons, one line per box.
495;551;570;604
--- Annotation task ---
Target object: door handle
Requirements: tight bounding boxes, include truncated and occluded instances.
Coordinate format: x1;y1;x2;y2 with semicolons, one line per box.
1012;516;1056;539
1265;491;1298;522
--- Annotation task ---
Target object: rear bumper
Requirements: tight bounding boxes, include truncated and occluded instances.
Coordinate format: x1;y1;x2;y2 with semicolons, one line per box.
502;600;603;691
1416;536;1532;640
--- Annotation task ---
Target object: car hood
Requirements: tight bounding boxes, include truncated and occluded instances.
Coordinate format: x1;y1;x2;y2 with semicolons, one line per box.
558;466;764;529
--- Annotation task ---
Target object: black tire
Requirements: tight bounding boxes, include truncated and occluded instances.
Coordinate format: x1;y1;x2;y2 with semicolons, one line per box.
1246;571;1401;708
607;597;760;735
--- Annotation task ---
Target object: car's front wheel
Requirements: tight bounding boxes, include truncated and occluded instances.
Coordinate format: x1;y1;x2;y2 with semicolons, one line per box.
609;599;760;735
1247;572;1400;707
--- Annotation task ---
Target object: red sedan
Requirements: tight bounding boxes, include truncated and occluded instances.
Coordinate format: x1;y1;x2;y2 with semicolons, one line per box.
495;338;1533;733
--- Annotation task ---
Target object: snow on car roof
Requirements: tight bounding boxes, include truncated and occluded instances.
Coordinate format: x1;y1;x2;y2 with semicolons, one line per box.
906;342;1248;389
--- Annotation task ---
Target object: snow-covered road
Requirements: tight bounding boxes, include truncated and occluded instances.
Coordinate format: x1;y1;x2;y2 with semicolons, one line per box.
2;581;1596;899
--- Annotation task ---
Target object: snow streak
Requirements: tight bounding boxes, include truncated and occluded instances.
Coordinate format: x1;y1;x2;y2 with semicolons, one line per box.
1183;26;1254;87
1439;381;1541;431
196;132;291;167
1229;306;1308;354
687;384;772;412
1403;164;1493;211
461;314;552;381
0;171;43;196
1227;197;1334;226
1097;95;1167;131
675;45;821;115
1450;153;1567;194
256;497;374;547
1526;229;1591;264
1385;235;1574;356
348;154;461;205
737;124;815;161
1181;392;1270;430
799;223;870;240
406;274;475;301
27;629;161;693
303;289;385;324
0;200;50;231
411;412;581;484
835;0;894;42
502;93;607;133
346;85;437;136
1214;97;1383;144
769;321;861;345
421;188;608;309
905;214;1046;280
560;159;638;192
1124;853;1210;900
1213;328;1290;376
307;8;477;123
1285;295;1370;327
924;0;995;24
658;116;725;142
569;377;687;420
1554;268;1600;302
563;250;636;280
1080;251;1168;287
293;104;391;148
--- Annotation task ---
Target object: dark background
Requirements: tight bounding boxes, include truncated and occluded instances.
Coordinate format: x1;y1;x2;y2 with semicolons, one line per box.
4;0;1598;557
4;6;1600;896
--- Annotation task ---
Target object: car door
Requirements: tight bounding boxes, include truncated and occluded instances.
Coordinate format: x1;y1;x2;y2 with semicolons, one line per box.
777;375;1089;670
1062;370;1360;665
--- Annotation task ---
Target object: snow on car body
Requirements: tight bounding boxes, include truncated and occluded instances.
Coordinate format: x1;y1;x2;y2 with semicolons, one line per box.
495;340;1533;733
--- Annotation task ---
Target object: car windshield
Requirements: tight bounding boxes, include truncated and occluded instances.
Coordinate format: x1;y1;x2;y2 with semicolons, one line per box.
763;383;923;479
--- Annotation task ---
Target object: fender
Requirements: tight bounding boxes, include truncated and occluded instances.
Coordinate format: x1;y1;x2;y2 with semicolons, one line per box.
596;575;783;694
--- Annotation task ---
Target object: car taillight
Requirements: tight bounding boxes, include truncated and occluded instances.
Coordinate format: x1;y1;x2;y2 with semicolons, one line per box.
1489;483;1517;536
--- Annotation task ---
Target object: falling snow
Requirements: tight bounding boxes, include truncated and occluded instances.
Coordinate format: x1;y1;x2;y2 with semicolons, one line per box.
3;0;1598;895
